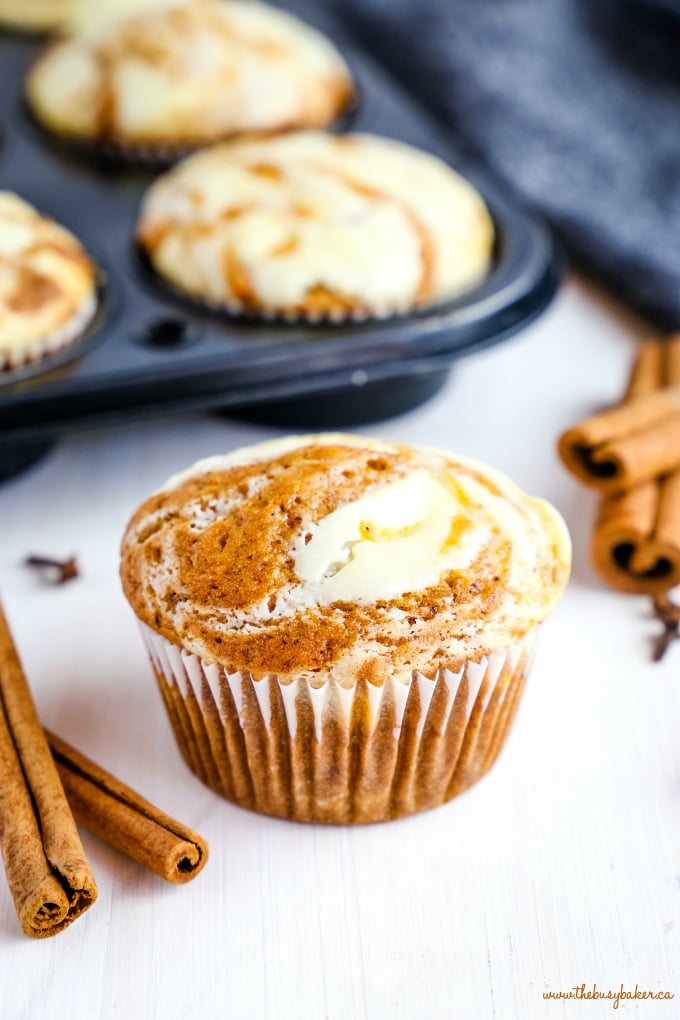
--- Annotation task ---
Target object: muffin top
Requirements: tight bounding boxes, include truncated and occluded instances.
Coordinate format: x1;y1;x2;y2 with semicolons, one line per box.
0;0;160;33
0;192;97;365
62;0;194;34
136;132;494;320
120;435;570;683
0;0;74;31
25;0;353;149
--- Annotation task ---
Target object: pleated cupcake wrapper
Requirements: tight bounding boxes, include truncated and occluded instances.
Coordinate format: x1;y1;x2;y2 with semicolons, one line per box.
166;294;397;325
35;121;352;177
138;250;422;326
79;137;195;170
140;624;536;824
26;110;196;171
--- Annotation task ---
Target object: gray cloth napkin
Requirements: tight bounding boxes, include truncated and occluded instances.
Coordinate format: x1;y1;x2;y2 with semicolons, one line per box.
326;0;680;328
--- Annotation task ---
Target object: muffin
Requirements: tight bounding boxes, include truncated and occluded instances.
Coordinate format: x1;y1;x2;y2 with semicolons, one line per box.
0;192;98;372
120;434;570;824
0;0;73;32
62;0;194;35
135;131;495;321
0;0;167;33
25;0;354;157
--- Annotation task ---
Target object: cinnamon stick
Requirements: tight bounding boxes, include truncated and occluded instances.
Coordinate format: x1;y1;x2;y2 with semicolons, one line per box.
0;602;97;938
47;731;209;884
558;336;680;492
591;337;680;594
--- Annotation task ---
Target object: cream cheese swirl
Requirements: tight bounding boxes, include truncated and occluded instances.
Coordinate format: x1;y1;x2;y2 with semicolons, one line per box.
121;434;571;681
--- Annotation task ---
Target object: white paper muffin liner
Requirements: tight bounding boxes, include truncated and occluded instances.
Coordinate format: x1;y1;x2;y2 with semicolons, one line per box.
140;623;537;824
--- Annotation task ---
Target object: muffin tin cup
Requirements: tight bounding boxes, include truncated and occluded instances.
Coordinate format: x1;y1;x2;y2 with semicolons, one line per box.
140;623;537;825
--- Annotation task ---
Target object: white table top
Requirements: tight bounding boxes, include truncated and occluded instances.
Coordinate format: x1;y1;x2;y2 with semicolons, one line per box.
1;277;678;1020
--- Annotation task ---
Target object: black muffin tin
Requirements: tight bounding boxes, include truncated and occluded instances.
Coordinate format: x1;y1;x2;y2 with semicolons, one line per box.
0;0;560;475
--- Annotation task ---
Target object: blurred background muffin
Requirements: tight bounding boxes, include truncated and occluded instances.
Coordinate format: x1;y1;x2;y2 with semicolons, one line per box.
25;0;354;156
0;0;176;33
62;0;195;34
0;193;98;372
120;434;570;824
136;131;494;320
0;0;73;32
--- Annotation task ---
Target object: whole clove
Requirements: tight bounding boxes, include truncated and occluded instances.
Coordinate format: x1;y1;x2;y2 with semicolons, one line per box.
24;555;79;585
650;594;680;661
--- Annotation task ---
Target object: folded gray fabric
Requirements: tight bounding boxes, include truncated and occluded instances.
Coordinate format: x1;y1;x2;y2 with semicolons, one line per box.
325;0;680;328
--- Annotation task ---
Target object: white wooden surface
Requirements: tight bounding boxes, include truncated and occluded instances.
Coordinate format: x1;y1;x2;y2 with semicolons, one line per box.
0;278;678;1020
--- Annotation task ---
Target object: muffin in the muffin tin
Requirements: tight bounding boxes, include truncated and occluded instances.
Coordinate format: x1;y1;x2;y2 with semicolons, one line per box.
120;433;570;824
0;0;186;35
0;0;73;32
136;131;495;321
25;0;354;157
63;0;195;34
0;192;98;372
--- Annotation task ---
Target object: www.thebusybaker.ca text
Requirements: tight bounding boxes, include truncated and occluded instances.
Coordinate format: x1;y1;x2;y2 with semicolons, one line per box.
543;983;674;1009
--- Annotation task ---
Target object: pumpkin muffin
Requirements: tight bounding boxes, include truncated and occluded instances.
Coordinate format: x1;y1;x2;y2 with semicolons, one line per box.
0;0;73;32
136;131;495;320
0;192;98;372
120;434;570;824
25;0;354;157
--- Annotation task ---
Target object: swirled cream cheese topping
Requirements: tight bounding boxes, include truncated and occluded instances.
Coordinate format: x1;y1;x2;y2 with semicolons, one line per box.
294;471;485;603
120;434;571;682
134;131;493;320
26;0;353;149
0;192;97;368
